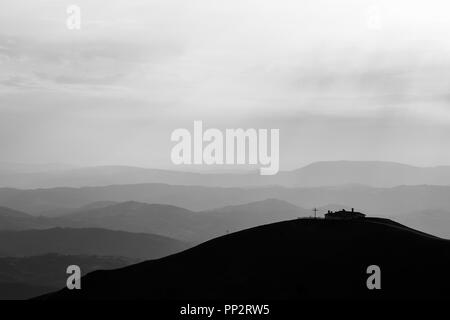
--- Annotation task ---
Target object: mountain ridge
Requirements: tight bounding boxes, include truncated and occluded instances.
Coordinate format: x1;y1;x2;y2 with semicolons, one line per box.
39;217;450;300
0;227;188;259
0;199;311;241
4;160;450;189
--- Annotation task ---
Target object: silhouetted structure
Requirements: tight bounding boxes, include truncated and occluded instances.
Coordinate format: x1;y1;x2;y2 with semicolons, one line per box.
325;208;365;219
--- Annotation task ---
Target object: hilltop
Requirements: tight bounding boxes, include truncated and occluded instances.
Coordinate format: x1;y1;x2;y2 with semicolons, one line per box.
41;217;450;300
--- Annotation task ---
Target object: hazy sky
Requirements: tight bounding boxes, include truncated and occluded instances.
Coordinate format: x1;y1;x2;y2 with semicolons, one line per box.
1;0;450;170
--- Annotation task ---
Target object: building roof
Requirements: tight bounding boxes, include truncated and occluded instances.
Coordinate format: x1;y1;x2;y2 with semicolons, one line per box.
325;208;366;218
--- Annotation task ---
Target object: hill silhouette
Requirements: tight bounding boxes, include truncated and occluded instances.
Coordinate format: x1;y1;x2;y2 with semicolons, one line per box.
283;161;450;187
395;209;450;239
0;206;52;230
5;161;450;189
53;199;308;242
0;254;135;299
0;228;188;260
0;200;311;242
3;183;450;219
61;201;198;240
196;199;309;240
0;282;55;300
40;217;450;300
3;183;450;237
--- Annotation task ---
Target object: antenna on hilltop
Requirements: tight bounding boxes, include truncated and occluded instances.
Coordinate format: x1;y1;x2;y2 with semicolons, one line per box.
313;208;318;219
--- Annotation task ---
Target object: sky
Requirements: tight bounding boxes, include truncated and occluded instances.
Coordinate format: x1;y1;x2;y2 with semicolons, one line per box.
1;0;450;170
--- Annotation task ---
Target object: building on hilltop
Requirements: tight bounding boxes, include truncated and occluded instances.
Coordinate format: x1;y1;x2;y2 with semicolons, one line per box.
324;208;365;219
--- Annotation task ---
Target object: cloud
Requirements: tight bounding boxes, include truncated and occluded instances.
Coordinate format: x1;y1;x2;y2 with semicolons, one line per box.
0;32;186;92
2;0;450;167
0;75;40;89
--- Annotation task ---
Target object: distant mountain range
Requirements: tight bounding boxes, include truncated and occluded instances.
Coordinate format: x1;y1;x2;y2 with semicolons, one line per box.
0;228;188;259
0;162;77;175
2;181;450;238
197;199;310;240
61;201;200;241
2;182;450;217
64;199;309;241
395;209;450;239
0;199;309;242
40;217;450;300
0;206;51;230
4;161;450;189
0;254;134;299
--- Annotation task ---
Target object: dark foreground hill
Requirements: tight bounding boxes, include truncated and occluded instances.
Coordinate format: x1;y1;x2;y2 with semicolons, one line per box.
0;254;135;300
40;218;450;300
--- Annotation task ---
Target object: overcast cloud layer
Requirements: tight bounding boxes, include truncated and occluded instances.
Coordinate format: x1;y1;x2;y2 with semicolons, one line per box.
1;0;450;169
